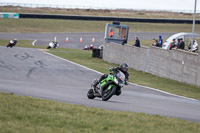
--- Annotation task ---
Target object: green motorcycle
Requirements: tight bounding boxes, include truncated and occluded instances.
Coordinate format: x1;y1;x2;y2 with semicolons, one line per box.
87;70;126;101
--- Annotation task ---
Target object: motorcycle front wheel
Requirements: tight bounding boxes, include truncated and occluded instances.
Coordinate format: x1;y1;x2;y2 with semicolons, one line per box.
87;89;95;99
102;86;116;101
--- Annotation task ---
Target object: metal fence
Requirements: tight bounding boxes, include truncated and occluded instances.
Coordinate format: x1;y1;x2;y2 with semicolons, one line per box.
0;2;199;13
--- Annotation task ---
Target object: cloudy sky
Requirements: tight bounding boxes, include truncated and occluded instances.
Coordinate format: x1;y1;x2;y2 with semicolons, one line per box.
1;0;199;11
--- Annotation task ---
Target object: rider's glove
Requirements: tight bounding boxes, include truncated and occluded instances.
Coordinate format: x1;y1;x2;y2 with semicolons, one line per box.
108;67;113;71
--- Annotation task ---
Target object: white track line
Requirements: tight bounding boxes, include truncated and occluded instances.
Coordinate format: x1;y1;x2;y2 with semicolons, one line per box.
129;83;198;101
43;51;199;102
44;51;103;75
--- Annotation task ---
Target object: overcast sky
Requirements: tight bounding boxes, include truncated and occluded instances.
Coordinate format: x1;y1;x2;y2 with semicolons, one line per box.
1;0;199;11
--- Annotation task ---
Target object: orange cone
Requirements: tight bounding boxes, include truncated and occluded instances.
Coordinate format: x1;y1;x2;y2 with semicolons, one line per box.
66;37;69;43
92;37;95;43
80;37;83;43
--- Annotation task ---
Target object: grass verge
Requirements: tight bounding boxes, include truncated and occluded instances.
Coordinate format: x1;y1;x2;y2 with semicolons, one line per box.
0;40;200;100
0;93;200;133
0;40;45;49
0;18;200;33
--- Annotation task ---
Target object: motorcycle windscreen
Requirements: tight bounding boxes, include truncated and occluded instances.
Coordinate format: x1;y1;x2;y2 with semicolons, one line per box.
116;71;125;84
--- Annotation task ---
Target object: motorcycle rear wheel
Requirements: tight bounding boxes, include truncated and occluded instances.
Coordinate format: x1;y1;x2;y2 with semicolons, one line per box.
87;89;95;99
102;86;116;101
47;46;51;49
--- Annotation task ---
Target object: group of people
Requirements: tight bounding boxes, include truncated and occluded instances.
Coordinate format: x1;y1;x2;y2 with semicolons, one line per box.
133;35;163;48
169;38;185;50
152;36;163;47
134;36;195;52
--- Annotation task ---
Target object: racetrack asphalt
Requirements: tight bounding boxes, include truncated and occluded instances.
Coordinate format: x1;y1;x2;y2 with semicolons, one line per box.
0;32;175;49
0;46;200;122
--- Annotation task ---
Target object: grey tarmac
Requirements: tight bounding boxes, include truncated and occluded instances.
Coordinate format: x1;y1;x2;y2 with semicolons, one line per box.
0;32;174;49
0;46;200;122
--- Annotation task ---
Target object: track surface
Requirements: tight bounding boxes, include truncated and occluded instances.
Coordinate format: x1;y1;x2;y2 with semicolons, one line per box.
0;32;175;49
0;46;200;122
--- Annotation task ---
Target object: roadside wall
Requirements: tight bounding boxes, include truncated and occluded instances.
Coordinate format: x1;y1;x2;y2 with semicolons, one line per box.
103;42;200;86
103;43;149;72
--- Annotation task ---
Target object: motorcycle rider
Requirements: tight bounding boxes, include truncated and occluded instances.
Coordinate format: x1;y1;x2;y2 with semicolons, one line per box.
7;38;17;48
53;41;58;48
93;63;129;95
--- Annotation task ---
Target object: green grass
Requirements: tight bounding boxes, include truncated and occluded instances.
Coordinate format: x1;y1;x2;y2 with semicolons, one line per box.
0;93;200;133
0;18;200;33
0;19;106;33
0;39;200;100
0;39;46;49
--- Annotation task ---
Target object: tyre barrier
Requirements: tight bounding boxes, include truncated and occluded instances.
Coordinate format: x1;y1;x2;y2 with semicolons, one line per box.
19;13;200;24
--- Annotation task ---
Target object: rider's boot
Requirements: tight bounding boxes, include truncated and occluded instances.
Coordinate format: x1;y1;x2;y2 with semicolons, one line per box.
116;88;121;96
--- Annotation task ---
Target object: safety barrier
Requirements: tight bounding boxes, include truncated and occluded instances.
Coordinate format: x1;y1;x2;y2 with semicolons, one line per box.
19;13;200;24
0;12;19;18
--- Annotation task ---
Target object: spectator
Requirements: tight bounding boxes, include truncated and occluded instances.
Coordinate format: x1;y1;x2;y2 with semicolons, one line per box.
177;38;181;49
169;39;176;50
179;38;185;50
134;37;140;47
188;40;198;52
158;35;163;47
152;38;156;46
188;39;193;50
109;29;113;37
152;38;159;47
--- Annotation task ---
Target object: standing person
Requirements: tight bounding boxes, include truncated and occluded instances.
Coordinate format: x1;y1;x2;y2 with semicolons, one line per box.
109;29;114;37
169;39;176;50
152;38;156;46
177;38;181;49
158;35;163;47
152;39;159;47
155;40;159;47
179;38;185;50
134;37;140;47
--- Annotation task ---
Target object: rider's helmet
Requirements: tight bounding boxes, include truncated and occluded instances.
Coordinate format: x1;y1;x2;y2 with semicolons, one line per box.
120;63;128;73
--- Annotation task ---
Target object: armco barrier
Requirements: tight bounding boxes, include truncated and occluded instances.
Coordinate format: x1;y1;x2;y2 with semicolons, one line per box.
19;13;200;24
103;43;200;86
